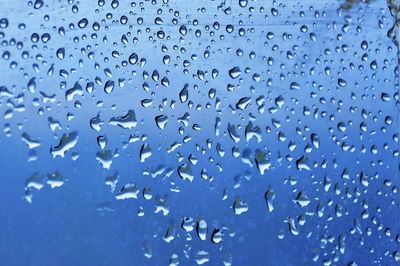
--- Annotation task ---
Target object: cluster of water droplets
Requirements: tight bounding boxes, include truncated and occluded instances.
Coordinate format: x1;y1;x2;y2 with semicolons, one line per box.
0;0;399;265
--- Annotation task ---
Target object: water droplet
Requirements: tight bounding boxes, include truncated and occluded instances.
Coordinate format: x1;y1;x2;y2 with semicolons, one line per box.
228;67;241;79
50;132;79;158
109;110;137;129
78;18;88;28
56;48;65;60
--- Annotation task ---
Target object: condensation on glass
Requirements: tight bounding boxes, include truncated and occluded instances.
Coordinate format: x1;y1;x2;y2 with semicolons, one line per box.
0;0;399;265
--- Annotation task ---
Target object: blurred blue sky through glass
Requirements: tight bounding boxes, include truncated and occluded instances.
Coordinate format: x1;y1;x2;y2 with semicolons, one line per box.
0;0;399;265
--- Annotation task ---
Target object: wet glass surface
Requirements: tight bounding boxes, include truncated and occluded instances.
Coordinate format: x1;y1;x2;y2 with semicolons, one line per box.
0;0;399;265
